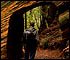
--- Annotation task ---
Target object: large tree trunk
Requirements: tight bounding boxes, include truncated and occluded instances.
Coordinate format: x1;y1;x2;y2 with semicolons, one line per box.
7;11;24;59
39;3;57;33
47;4;57;26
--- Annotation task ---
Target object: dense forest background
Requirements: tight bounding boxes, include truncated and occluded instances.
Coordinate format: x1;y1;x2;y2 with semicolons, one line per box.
1;1;69;59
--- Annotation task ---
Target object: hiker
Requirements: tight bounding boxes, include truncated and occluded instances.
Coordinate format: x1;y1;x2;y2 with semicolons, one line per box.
23;22;39;59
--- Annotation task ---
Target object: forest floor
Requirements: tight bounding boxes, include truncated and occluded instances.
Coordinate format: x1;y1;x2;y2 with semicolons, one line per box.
35;48;63;59
22;47;64;59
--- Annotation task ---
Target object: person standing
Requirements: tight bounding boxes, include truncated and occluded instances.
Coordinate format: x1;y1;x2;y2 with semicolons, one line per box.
24;22;39;59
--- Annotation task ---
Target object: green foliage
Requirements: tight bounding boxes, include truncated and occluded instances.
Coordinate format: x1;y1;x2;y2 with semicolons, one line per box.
24;6;41;30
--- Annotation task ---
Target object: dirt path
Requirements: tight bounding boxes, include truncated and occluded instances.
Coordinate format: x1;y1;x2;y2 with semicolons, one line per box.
35;48;63;59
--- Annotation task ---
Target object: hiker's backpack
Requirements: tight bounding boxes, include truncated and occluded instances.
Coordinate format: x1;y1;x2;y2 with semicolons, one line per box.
24;27;37;40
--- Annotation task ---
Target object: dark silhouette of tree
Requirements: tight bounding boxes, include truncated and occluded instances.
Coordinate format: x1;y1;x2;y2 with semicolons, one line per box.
7;11;24;59
39;3;57;33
